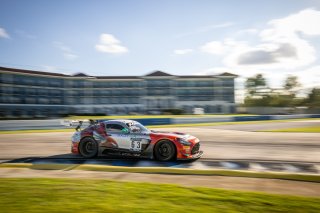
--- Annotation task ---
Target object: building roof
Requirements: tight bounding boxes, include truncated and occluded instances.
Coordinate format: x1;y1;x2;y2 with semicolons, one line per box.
0;66;237;79
95;76;139;79
219;72;238;77
72;72;90;77
145;70;173;76
0;66;68;77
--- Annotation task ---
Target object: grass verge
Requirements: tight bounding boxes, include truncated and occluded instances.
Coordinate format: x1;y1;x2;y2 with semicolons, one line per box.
1;118;319;134
1;163;320;183
0;178;319;213
146;118;319;128
261;126;320;133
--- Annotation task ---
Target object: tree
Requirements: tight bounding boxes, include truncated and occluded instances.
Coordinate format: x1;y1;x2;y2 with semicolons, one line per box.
245;74;267;96
283;75;301;96
305;88;320;107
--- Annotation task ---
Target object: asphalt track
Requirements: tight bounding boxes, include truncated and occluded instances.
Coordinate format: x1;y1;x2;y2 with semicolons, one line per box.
0;120;319;163
0;131;320;162
3;157;319;174
1;120;319;197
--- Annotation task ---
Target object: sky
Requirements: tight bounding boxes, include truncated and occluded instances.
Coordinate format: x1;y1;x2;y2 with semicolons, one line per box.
1;0;320;102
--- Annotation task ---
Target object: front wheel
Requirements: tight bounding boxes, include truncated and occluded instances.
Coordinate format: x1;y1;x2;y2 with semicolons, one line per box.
154;140;176;161
79;137;98;158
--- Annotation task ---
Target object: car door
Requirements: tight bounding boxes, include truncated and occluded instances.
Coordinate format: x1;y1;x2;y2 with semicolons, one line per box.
128;132;145;152
105;123;132;150
129;133;151;152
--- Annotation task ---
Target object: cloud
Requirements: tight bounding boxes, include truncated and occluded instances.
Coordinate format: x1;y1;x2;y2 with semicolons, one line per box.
260;8;320;39
54;42;78;60
198;12;320;103
175;22;234;38
198;63;319;98
226;8;320;69
200;41;225;55
174;49;193;55
0;27;10;39
224;38;316;69
95;33;128;54
200;9;320;70
237;43;297;65
200;38;247;55
294;66;320;89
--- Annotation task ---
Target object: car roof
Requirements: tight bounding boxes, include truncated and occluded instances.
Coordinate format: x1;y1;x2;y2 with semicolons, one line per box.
104;119;138;125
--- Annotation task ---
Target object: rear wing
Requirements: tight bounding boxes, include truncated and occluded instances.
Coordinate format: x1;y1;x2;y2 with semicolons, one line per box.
60;119;97;131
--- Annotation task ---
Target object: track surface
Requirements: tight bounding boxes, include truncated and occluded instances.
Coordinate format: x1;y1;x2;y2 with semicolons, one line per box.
1;120;319;197
0;120;319;162
3;157;319;174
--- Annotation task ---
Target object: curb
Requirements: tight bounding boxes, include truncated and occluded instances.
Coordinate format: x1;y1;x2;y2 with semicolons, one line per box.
1;163;320;183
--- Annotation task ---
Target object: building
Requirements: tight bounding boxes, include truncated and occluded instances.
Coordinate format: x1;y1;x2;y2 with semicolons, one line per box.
0;66;237;118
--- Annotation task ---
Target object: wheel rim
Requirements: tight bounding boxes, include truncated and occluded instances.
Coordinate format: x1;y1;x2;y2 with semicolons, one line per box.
158;143;172;158
82;141;97;156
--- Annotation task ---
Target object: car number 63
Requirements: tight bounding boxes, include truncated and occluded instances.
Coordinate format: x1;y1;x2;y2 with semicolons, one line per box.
131;140;141;151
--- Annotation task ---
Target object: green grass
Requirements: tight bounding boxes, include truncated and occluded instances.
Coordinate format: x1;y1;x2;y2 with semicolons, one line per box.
1;163;320;183
146;118;316;128
262;126;320;133
0;178;319;213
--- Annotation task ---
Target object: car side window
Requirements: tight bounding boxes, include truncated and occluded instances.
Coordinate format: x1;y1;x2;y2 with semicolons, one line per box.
106;124;126;133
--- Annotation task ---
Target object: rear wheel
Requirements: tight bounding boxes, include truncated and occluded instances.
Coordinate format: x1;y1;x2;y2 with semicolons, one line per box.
79;137;98;158
154;140;176;161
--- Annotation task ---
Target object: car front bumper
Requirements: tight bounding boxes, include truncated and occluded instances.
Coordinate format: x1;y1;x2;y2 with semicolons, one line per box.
177;150;203;160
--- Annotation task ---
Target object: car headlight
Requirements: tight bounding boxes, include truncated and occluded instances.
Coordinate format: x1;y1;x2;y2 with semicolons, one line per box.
177;138;191;146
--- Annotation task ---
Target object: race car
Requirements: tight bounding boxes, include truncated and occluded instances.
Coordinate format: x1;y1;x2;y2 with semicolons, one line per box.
69;119;203;161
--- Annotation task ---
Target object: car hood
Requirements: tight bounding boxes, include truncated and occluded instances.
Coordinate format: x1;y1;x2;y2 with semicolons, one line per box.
150;130;197;141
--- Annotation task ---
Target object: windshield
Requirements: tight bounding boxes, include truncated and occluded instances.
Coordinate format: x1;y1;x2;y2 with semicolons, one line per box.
125;122;150;133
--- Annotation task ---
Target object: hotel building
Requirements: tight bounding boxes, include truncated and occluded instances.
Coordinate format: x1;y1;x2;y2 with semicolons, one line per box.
0;66;237;117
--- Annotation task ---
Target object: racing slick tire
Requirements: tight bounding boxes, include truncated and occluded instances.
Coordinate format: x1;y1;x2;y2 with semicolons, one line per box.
154;140;176;161
79;137;98;158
